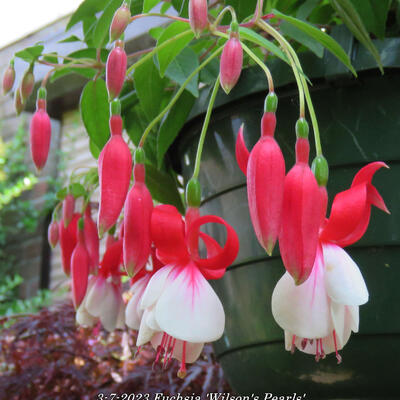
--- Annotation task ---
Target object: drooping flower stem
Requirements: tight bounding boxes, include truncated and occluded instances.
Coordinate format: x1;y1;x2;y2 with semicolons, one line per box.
138;47;223;147
126;30;193;75
257;19;323;157
193;76;220;179
211;6;238;30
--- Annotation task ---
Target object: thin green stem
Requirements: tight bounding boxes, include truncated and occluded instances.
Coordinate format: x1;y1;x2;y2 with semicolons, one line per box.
212;6;237;29
126;30;193;75
257;19;322;156
130;13;190;24
138;46;223;147
193;76;220;179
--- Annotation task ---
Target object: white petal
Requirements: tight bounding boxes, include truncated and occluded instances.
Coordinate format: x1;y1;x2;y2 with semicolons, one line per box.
99;283;119;332
330;302;349;348
140;265;174;310
323;244;369;305
272;256;332;339
136;308;156;346
116;295;125;330
150;333;204;363
86;277;108;317
146;308;161;331
125;277;149;330
347;305;359;332
155;262;225;343
76;304;97;327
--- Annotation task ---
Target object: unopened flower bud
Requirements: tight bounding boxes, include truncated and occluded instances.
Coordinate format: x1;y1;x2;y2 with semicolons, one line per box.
312;155;329;187
2;61;15;95
106;41;127;100
110;3;131;42
20;67;35;102
48;219;59;248
264;92;278;113
295;118;309;139
14;89;24;115
186;177;201;208
220;34;243;94
189;0;208;38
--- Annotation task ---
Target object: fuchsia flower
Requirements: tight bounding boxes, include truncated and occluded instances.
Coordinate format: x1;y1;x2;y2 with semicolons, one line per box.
136;204;239;377
84;204;100;275
220;33;243;94
106;40;127;100
59;213;80;276
78;240;125;332
189;0;208;37
110;2;131;42
272;162;389;362
236;105;285;255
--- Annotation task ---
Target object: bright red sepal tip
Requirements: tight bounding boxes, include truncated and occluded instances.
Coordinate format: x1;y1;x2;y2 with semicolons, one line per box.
235;124;249;176
319;162;389;247
59;213;81;276
123;163;153;278
279;138;322;285
99;239;123;278
151;205;239;280
71;228;90;309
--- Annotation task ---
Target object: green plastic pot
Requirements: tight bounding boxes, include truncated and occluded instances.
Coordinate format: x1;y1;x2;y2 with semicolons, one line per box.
174;33;400;398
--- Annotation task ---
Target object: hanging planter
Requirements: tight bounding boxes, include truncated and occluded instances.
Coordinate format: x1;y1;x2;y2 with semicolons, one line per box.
175;35;400;397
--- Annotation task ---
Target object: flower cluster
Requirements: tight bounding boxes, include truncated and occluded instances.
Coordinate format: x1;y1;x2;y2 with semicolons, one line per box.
236;93;390;362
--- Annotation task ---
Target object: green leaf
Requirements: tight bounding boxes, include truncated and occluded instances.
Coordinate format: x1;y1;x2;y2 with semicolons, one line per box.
89;140;101;159
149;27;164;40
145;164;184;213
199;58;220;84
157;22;194;76
296;0;320;20
69;183;86;198
124;106;148;145
239;27;288;64
143;0;161;12
171;0;189;17
165;48;199;97
131;0;144;14
330;0;383;73
157;90;195;166
160;2;172;13
349;0;390;40
58;35;82;43
93;0;123;48
67;0;109;30
134;58;167;121
273;9;357;75
83;16;97;47
226;0;258;22
15;45;44;64
80;80;110;151
43;52;59;64
280;21;324;58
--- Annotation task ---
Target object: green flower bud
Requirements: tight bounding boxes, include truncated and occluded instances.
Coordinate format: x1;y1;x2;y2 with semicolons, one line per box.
312;155;329;187
186;177;201;208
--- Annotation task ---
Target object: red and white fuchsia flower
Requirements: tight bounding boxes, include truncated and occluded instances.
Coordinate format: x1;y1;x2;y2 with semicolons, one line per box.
272;162;389;362
136;204;239;377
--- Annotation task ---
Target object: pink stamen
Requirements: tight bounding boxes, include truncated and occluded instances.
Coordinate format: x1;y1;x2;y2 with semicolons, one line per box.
162;335;173;369
315;338;320;362
177;340;187;379
291;335;296;354
164;338;176;369
333;330;342;364
154;333;167;365
319;339;326;359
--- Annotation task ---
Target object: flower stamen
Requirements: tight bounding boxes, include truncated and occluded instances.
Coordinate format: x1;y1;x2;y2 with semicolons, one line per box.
177;340;187;379
333;330;342;364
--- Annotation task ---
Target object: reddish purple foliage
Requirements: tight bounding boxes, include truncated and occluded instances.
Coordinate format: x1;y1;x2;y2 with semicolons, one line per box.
0;302;232;399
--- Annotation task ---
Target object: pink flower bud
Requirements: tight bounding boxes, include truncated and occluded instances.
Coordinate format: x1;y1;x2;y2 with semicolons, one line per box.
71;226;90;308
279;138;322;285
189;0;208;37
63;194;75;228
48;219;59;248
98;114;132;237
29;100;51;172
123;163;153;277
106;41;127;100
14;89;24;115
110;3;131;42
220;37;243;94
2;63;15;94
59;213;80;276
20;68;34;102
84;204;100;274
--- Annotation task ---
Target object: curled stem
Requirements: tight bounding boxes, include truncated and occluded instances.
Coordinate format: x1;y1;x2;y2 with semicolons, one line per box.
138;46;224;147
212;6;238;30
193;76;220;179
